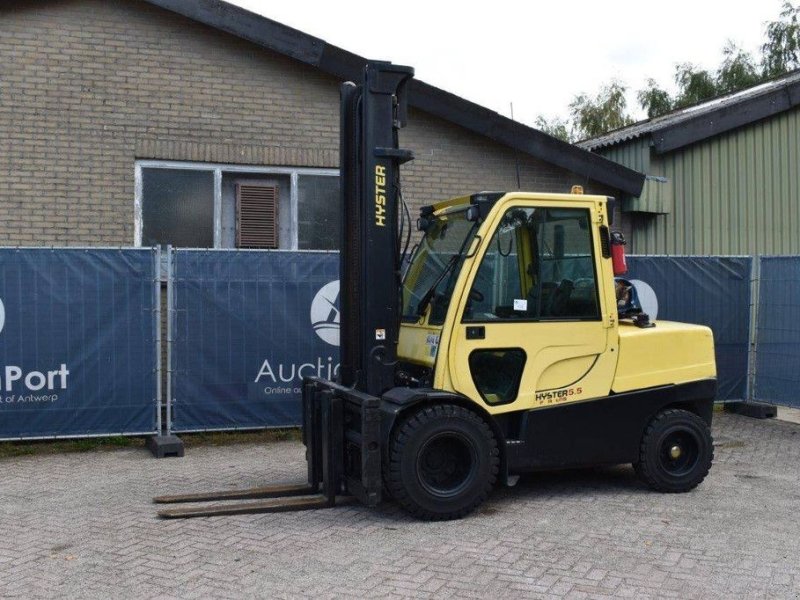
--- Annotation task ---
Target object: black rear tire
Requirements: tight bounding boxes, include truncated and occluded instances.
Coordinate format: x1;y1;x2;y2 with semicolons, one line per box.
636;408;713;493
386;404;499;521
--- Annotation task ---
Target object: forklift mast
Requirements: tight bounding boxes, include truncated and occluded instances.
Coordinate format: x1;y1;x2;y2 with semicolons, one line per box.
339;62;415;395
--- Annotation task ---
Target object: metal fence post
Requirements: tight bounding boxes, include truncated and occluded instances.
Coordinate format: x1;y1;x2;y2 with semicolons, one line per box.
746;255;761;402
144;245;185;457
154;246;162;434
167;245;174;435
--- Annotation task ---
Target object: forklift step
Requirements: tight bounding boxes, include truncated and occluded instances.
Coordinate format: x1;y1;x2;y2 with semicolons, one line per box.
153;482;315;505
157;494;350;519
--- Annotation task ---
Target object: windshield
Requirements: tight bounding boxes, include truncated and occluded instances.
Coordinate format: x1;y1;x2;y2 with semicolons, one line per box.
402;210;477;324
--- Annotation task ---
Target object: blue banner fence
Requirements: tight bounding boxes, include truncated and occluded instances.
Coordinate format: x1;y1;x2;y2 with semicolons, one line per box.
0;248;160;440
167;249;339;433
1;248;798;440
752;257;800;408
626;256;753;401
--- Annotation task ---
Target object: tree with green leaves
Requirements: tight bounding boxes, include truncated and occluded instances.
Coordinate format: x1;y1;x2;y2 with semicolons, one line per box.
762;1;800;77
717;42;761;93
673;63;718;108
569;81;634;141
534;116;571;142
637;79;673;119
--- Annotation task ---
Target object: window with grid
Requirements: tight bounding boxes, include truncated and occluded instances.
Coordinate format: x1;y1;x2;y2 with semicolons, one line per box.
137;162;339;250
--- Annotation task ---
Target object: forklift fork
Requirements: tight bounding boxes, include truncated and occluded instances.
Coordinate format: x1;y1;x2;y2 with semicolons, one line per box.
154;379;381;519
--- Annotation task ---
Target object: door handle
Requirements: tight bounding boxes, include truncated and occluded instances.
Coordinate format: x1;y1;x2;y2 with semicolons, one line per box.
466;326;485;340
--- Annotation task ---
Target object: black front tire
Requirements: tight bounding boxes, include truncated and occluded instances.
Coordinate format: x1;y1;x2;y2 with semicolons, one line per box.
386;404;499;521
635;408;713;493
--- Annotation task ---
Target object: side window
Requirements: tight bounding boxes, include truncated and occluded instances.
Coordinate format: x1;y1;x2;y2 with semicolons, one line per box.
463;207;600;321
469;349;526;405
138;163;339;250
142;168;215;249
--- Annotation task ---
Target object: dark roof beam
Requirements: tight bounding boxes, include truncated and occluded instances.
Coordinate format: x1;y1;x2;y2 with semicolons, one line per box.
144;0;325;64
653;80;800;154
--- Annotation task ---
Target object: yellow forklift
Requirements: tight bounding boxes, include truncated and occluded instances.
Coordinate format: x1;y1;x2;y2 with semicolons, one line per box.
156;62;716;520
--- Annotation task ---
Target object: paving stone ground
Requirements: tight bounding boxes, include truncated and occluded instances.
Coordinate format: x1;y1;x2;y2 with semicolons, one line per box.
1;412;799;599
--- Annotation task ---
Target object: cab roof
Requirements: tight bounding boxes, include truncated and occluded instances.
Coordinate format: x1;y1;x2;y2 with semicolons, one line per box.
425;190;610;214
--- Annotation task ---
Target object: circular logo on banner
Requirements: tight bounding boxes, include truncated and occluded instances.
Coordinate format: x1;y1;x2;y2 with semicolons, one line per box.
0;298;5;336
310;281;340;346
629;279;659;321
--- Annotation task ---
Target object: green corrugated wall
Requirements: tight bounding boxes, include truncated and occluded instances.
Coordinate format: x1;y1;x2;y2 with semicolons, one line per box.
598;106;800;255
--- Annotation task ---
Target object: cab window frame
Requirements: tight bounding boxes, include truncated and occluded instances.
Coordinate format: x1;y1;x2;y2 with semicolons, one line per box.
461;205;603;324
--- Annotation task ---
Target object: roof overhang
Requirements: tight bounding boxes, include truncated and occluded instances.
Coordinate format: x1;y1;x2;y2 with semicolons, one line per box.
581;71;800;155
143;0;645;197
652;79;800;153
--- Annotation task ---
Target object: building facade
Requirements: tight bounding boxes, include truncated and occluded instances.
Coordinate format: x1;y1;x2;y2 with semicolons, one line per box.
0;0;642;252
582;71;800;256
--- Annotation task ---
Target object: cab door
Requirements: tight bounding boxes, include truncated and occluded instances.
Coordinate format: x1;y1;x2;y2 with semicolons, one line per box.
446;201;618;414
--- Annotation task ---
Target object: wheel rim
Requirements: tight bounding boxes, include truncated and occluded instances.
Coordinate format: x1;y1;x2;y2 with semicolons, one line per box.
416;432;477;498
658;428;701;476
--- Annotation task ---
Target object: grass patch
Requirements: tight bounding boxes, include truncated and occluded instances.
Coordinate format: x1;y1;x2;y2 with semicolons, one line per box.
0;428;301;461
181;428;301;448
0;436;143;460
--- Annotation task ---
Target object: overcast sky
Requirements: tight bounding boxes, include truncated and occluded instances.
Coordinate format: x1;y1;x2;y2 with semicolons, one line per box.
229;0;785;127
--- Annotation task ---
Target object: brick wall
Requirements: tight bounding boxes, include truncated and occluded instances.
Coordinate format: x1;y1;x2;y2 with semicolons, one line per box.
0;0;618;247
402;109;579;208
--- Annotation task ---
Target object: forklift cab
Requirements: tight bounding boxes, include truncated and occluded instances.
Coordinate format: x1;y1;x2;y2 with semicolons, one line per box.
399;191;620;415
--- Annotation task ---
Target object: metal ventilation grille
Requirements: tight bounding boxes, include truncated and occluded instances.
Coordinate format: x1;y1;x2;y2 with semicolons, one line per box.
236;184;278;249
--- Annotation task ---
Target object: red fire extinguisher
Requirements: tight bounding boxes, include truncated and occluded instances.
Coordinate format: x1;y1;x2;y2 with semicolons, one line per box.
610;231;627;275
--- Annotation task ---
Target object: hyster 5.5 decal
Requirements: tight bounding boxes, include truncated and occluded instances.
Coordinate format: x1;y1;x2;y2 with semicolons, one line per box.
374;165;387;227
535;386;583;406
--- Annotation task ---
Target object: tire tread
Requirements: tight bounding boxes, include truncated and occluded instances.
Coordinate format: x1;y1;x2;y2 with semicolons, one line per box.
637;408;713;493
386;404;499;521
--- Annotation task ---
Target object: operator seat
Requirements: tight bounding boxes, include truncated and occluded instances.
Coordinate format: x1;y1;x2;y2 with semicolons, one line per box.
549;279;574;316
